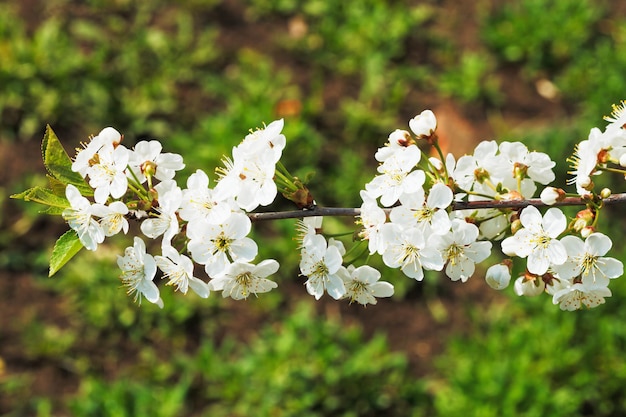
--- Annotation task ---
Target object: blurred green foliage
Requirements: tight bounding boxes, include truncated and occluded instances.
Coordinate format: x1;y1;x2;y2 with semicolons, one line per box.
3;0;626;416
63;303;430;417
432;271;626;417
482;0;606;74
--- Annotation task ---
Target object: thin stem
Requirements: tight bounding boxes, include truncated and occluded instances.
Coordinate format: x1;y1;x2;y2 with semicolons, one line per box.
598;165;626;176
432;141;450;184
247;193;626;222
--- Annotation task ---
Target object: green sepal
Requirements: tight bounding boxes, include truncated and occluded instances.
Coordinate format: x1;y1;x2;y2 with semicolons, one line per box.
10;186;70;214
49;229;84;277
42;125;92;196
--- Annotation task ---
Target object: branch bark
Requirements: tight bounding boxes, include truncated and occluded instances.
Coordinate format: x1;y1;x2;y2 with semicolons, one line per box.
248;193;626;222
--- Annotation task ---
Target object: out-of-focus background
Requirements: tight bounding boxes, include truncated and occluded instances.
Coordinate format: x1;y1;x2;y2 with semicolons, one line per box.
3;0;626;415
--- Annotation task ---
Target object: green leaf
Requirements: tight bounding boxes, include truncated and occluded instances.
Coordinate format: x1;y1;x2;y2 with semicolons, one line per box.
49;229;84;277
47;174;68;197
11;186;70;214
42;125;92;196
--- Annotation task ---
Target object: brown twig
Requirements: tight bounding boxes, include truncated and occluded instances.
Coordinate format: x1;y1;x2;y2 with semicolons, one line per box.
248;193;626;222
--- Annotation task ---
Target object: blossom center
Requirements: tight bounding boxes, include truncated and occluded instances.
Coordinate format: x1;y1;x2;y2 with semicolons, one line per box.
398;244;420;266
214;232;233;252
311;261;329;279
445;244;463;265
348;280;368;301
235;272;253;297
530;233;551;249
580;253;599;277
415;207;434;222
120;265;144;296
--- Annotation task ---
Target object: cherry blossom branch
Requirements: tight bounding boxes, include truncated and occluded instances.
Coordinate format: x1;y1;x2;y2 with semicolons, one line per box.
16;103;626;309
248;193;626;222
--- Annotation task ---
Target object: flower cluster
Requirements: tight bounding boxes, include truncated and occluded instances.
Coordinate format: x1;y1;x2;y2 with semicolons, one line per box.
354;109;624;310
16;102;626;311
63;121;287;306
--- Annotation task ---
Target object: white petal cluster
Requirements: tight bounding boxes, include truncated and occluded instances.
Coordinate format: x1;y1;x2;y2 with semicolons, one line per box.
341;265;394;306
62;184;106;251
215;119;286;211
501;206;567;275
211;260;279;300
66;122;288;307
117;237;163;308
128;140;185;184
300;233;347;300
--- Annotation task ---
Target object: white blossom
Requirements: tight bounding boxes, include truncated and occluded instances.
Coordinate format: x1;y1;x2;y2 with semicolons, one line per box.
374;130;414;162
501;206;567;275
436;219;492;282
211;259;279;300
357;190;388;255
553;233;623;286
72;127;122;177
514;274;546;297
453;140;500;192
496;141;556;186
140;180;182;249
187;212;258;277
92;201;129;237
300;234;347;300
215;147;278;212
214;119;286;211
539;187;563;206
390;182;453;235
179;169;232;228
485;263;512;290
117;237;162;307
128;140;185;184
62;184;105;251
86;142;129;204
237;118;286;163
155;246;210;298
380;224;444;280
341;265;394;305
366;145;425;207
552;281;612;311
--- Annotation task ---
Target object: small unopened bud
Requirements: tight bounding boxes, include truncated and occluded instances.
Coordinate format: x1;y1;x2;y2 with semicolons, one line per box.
485;261;512;290
600;188;612;199
510;218;523;235
409;109;437;139
540;187;565;205
572;208;595;232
